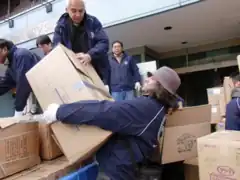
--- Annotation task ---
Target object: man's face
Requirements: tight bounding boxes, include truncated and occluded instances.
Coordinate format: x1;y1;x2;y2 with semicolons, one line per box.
0;47;8;64
38;44;52;55
142;76;159;92
112;42;123;56
233;81;240;88
66;0;85;24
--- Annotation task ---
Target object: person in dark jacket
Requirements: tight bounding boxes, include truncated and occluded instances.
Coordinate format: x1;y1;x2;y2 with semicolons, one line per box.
225;73;240;130
36;34;52;55
0;39;40;117
52;0;110;87
33;66;181;180
110;41;141;101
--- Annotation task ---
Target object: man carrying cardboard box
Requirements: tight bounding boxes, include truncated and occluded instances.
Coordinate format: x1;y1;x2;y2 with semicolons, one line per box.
225;73;240;131
53;0;111;88
29;66;181;180
0;39;41;117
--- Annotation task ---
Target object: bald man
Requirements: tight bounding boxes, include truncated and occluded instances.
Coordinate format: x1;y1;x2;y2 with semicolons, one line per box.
53;0;110;86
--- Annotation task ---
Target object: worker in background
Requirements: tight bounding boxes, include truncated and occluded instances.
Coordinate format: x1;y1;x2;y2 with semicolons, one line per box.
31;66;181;180
0;39;40;117
109;41;141;101
225;73;240;130
36;34;52;55
53;0;111;88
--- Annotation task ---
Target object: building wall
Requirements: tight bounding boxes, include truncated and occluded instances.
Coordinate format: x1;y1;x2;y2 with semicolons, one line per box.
0;0;200;48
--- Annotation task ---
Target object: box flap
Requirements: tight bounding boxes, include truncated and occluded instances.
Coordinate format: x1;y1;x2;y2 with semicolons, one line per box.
51;122;112;164
198;130;240;142
0;116;33;129
166;105;211;127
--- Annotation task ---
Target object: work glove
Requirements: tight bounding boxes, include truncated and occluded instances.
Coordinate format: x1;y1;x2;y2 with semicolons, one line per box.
135;82;141;91
41;103;60;124
14;110;24;117
76;53;91;65
104;85;109;92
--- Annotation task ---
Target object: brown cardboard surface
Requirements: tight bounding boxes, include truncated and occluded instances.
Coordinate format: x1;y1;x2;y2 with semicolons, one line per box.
38;124;62;160
26;44;113;164
3;156;82;180
223;76;234;104
0;118;40;179
184;157;199;180
160;105;211;164
51;123;111;164
162;122;210;164
197;131;240;180
26;44;111;111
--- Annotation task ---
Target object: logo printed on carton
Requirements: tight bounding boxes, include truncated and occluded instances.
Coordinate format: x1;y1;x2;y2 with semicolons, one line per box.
209;166;236;180
176;133;196;153
5;135;29;161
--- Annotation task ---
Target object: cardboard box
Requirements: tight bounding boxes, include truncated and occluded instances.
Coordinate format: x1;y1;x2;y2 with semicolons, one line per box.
3;156;82;180
26;44;112;164
207;87;226;117
211;104;221;124
0;117;40;179
39;124;62;160
160;105;211;164
197;130;240;180
223;76;234;104
184;157;199;180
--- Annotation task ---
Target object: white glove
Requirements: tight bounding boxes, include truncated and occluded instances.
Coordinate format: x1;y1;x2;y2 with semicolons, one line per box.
42;103;60;124
104;85;109;92
135;82;141;91
14;110;24;117
30;104;37;114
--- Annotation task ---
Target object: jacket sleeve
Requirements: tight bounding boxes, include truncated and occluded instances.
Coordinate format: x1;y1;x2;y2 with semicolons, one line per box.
130;57;141;83
15;54;34;111
87;18;109;61
52;25;63;47
56;100;148;136
0;69;15;96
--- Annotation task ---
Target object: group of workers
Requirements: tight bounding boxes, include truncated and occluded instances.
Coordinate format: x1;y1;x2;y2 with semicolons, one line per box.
0;0;239;179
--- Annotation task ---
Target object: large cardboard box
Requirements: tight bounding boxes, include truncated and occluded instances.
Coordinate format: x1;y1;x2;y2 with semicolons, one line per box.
3;156;82;180
39;124;62;160
26;44;112;164
184;157;199;180
223;76;234;104
211;104;221;124
198;131;240;180
160;105;211;164
0;117;40;179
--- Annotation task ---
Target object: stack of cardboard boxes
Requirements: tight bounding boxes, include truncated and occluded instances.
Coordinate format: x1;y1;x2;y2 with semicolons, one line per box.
206;77;234;129
0;45;215;179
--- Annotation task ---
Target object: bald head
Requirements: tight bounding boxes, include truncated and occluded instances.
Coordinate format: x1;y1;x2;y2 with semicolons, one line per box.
66;0;85;24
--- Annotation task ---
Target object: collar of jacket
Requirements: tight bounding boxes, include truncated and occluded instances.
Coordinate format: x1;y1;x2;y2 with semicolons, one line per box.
231;87;240;98
112;52;128;61
7;45;17;66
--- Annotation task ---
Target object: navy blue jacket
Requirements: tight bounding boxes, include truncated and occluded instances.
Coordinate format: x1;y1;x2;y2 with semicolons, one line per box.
56;96;166;180
226;97;240;131
53;13;111;85
109;53;141;92
0;46;40;111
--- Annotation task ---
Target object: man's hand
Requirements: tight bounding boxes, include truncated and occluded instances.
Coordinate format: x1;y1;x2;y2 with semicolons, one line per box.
41;103;60;124
76;53;92;65
135;82;141;91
